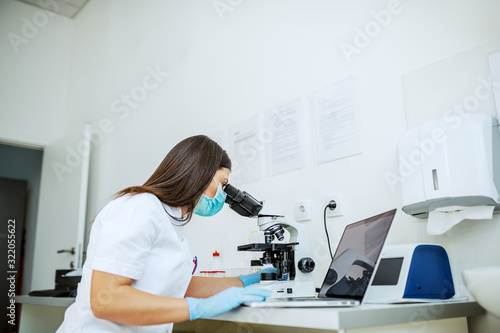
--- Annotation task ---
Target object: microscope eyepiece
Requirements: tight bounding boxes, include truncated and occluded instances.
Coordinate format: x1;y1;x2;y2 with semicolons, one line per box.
223;183;263;217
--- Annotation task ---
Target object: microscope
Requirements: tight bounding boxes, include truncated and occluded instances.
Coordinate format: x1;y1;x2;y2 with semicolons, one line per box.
223;184;316;298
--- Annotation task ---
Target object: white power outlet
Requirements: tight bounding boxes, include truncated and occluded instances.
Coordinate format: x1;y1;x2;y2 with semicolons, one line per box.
294;200;312;222
325;194;344;217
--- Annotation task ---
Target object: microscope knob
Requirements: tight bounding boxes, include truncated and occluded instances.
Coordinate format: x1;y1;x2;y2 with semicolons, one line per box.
298;257;315;273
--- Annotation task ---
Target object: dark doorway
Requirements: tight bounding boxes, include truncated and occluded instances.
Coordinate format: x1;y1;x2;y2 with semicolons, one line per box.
0;143;43;332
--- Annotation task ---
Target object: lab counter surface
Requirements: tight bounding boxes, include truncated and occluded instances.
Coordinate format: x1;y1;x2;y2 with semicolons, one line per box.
15;295;484;333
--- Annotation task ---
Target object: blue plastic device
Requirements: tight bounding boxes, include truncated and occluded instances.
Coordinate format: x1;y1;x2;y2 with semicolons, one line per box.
403;244;455;299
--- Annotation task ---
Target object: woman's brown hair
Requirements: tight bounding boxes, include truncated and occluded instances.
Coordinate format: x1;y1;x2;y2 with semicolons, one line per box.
116;135;231;223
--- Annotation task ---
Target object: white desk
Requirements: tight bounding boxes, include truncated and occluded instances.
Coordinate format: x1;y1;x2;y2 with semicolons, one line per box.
173;301;485;333
15;296;484;333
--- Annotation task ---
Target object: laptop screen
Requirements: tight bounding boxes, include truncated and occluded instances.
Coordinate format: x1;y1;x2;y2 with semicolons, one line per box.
318;209;396;300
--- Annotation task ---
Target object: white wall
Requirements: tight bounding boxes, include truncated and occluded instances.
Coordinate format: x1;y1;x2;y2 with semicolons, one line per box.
0;0;73;147
62;0;500;290
4;0;500;320
0;0;73;294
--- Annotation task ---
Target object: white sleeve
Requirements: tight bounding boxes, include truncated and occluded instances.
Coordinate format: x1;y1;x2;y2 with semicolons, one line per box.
91;194;163;280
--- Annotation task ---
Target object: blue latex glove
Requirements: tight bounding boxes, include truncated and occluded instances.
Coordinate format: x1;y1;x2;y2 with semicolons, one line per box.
186;286;273;320
238;267;277;287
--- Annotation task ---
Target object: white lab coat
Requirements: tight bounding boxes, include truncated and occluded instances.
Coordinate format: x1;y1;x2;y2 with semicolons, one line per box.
56;193;194;333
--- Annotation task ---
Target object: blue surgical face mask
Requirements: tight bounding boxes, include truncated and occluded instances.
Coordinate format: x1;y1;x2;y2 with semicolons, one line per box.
193;178;227;217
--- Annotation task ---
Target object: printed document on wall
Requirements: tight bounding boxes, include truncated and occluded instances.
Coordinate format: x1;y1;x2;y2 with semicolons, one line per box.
229;116;262;185
313;77;362;164
488;51;500;120
267;99;306;176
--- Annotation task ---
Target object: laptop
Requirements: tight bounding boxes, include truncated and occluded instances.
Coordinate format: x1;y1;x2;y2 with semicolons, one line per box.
244;209;397;308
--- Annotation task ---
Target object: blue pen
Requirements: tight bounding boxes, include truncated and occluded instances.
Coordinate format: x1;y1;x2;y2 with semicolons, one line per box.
192;256;198;275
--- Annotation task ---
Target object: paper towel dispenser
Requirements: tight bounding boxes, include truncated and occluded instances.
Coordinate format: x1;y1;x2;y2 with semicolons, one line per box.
398;113;500;218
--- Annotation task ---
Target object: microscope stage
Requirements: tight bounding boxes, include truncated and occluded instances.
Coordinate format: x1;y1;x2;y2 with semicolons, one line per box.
237;242;299;252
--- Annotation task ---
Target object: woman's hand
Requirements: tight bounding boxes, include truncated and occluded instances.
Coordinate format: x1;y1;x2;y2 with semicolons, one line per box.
186;287;273;319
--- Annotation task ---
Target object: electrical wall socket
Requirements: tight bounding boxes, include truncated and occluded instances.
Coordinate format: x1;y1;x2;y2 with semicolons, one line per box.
325;194;344;217
294;200;312;222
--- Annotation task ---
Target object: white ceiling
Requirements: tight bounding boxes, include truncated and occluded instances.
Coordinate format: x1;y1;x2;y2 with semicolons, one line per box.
17;0;89;18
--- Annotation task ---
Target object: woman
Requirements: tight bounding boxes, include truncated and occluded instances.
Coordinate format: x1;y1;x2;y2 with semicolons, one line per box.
57;135;273;333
